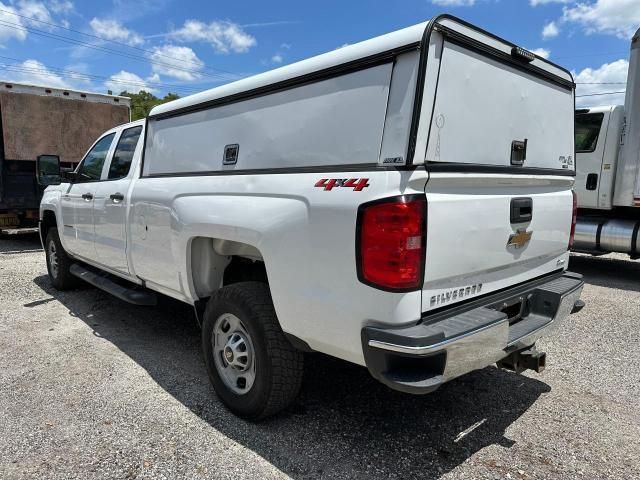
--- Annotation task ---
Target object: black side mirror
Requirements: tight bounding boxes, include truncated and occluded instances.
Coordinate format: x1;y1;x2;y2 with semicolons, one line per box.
61;168;77;183
36;155;62;186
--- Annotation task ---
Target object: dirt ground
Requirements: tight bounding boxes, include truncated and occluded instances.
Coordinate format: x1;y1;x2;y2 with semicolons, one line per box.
1;233;638;479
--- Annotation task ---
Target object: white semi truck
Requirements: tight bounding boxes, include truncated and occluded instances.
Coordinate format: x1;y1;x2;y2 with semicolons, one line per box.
573;27;640;257
38;15;584;420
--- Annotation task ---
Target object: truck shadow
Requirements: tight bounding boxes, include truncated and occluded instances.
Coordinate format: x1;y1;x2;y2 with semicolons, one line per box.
0;232;42;254
33;274;550;479
569;253;640;292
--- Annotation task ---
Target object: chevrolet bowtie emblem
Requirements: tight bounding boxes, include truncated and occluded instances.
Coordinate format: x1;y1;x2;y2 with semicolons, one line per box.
507;229;532;249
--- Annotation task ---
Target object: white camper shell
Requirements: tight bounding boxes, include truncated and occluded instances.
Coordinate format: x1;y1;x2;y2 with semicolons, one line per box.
147;16;575;174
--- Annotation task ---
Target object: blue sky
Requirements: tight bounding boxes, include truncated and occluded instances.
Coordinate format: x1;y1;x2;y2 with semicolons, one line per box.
0;0;638;107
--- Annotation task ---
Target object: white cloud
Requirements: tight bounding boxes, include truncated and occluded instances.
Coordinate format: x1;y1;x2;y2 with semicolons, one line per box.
48;0;73;14
431;0;475;5
171;19;256;53
149;44;204;81
530;0;571;5
0;2;27;42
6;1;73;33
146;72;160;83
574;59;628;107
271;54;283;64
3;59;71;88
17;0;53;24
529;47;551;59
89;18;144;46
105;70;157;94
563;0;640;39
542;21;559;39
61;62;92;86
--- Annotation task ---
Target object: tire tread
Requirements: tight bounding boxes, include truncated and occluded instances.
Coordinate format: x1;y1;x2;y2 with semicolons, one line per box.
45;227;78;290
203;282;303;420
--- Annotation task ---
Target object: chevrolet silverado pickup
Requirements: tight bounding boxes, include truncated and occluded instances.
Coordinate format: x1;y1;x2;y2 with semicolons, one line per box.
38;15;584;420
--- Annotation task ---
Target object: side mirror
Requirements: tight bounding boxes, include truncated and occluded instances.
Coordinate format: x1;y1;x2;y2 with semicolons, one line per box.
61;168;77;182
36;155;62;186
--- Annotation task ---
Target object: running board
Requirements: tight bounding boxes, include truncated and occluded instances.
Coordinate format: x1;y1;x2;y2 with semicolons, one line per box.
70;264;157;306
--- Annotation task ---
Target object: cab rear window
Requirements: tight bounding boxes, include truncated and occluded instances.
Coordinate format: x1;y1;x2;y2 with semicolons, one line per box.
575;113;604;153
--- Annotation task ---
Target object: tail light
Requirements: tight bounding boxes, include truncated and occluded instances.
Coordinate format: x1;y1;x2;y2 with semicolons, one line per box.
356;195;426;291
569;190;577;249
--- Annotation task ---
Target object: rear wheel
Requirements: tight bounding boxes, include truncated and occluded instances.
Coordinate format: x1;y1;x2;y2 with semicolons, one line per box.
45;227;78;290
202;282;303;420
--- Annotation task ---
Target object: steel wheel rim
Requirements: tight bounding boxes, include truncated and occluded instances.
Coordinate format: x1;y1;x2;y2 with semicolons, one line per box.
212;313;256;395
48;240;59;279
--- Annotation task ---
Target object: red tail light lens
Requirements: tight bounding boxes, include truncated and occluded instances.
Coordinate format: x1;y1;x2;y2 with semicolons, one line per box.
569;190;577;249
357;196;426;291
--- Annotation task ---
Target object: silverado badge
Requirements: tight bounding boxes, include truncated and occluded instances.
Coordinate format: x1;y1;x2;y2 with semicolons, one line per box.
507;229;533;249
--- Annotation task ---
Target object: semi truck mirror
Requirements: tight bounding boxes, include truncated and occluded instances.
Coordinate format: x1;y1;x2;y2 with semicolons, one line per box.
36;154;62;186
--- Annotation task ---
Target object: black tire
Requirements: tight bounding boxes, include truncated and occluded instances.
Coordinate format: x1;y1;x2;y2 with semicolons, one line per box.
45;227;78;290
202;281;304;420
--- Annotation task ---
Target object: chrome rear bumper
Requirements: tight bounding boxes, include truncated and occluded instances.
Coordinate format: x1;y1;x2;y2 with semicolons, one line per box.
362;272;584;394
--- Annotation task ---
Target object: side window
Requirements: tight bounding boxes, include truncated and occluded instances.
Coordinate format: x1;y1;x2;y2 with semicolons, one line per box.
76;133;116;182
108;126;143;180
575;113;605;153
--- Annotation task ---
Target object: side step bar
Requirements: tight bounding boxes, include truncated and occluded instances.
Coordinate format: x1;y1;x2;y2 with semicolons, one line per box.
70;264;157;306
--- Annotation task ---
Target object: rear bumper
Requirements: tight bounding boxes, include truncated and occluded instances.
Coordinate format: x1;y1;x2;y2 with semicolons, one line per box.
362;271;584;394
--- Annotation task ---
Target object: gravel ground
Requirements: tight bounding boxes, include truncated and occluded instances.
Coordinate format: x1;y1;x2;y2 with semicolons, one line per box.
0;233;639;480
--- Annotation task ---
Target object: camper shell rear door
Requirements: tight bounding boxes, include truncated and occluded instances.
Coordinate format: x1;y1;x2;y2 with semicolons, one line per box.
413;17;577;313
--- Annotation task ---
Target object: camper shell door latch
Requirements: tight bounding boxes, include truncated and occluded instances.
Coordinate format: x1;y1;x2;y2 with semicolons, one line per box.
511;139;528;166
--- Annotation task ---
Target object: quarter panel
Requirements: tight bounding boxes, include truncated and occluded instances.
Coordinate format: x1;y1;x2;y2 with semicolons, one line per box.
129;169;428;365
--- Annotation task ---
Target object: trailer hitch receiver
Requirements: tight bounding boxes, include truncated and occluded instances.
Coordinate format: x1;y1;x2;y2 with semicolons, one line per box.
497;346;546;374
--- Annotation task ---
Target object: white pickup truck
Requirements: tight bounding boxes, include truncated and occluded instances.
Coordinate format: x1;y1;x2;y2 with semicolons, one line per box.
38;15;584;420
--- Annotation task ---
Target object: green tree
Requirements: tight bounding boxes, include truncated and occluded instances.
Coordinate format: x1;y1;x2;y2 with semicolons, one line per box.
119;91;180;120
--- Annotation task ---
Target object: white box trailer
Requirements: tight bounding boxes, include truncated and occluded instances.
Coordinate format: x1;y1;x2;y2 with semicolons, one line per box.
0;82;130;230
573;27;640;257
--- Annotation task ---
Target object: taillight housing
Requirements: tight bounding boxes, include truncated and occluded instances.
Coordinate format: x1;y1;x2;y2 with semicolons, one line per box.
569;190;577;250
356;195;426;292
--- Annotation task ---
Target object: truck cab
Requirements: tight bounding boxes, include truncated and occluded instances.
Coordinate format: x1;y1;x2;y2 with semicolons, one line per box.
40;120;146;283
574;106;624;210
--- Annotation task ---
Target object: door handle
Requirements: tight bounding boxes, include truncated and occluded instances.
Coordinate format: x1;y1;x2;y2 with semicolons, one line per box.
82;193;93;200
510;197;533;223
110;193;125;202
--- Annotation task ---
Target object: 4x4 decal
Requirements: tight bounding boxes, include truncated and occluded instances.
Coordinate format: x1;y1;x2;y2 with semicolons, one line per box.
314;178;370;191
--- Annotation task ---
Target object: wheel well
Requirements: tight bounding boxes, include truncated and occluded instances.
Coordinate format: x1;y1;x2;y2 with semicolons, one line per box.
41;210;57;240
224;257;268;286
190;237;267;299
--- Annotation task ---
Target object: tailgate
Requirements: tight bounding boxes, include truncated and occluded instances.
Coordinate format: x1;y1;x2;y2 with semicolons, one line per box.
419;19;575;312
422;175;572;312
